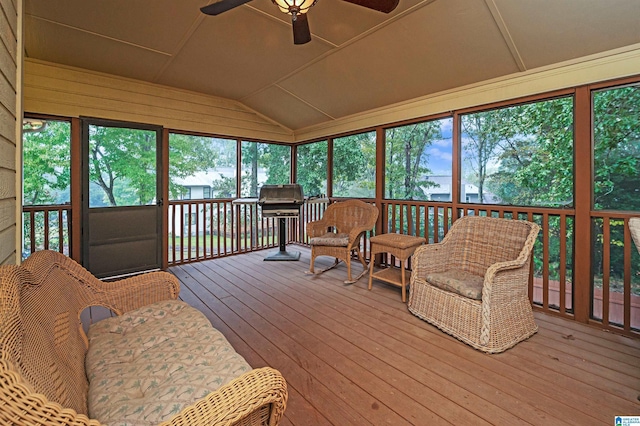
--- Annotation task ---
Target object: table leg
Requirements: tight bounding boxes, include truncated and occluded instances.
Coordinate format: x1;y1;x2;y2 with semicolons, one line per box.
401;260;406;302
368;252;375;291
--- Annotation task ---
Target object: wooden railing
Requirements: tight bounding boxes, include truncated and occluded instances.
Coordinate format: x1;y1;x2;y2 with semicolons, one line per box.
23;200;639;336
168;199;277;264
169;198;331;265
590;212;640;334
22;204;71;258
379;200;639;336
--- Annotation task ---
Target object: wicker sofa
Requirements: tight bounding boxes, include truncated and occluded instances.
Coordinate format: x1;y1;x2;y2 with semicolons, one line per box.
408;215;540;354
0;250;287;426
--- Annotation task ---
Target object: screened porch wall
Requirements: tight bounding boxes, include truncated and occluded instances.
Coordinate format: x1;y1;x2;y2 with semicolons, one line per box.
20;58;640;339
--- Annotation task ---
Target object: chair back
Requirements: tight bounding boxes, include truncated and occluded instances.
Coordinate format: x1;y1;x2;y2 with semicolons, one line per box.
443;215;539;276
0;252;92;415
630;217;640;255
323;199;378;234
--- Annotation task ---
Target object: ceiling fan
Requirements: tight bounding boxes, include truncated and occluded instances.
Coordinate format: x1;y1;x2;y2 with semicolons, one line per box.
200;0;400;45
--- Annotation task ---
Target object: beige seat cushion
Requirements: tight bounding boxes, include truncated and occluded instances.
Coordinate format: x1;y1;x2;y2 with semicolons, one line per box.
310;232;349;247
426;269;484;300
85;300;251;426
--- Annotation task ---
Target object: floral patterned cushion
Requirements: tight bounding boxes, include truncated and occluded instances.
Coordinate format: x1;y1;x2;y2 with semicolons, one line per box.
426;269;484;300
309;232;350;247
85;300;251;426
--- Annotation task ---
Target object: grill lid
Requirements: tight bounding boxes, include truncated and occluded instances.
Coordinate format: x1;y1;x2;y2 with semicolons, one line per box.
258;184;304;218
258;184;304;205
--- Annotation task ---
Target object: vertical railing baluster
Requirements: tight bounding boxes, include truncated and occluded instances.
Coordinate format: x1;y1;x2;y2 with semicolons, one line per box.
602;217;611;326
559;214;567;314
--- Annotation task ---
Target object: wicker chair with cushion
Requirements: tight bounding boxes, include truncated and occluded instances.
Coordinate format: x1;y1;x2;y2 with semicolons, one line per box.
0;250;287;426
307;199;379;284
630;217;640;254
408;215;540;353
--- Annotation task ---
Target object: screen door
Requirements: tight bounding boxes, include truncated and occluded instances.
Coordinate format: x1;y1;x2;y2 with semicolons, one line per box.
81;118;162;278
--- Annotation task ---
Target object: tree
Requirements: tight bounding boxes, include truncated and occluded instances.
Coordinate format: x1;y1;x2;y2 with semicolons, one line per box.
241;142;291;197
385;122;440;200
593;85;640;211
296;141;327;196
333;133;374;197
461;112;505;203
22;120;71;205
487;98;574;207
262;144;291;185
461;97;574;207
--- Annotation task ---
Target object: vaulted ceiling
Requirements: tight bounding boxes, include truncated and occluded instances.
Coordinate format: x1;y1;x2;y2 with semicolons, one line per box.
24;0;640;132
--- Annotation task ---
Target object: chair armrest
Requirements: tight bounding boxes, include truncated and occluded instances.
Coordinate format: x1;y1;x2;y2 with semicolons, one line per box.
0;359;102;426
346;226;373;248
481;257;532;302
161;367;288;426
307;219;330;238
482;225;538;301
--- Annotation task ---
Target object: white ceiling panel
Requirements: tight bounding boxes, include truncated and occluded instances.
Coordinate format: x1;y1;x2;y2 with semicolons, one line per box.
242;85;332;130
25;16;171;82
25;0;205;53
277;0;520;118
156;7;333;100
494;0;640;69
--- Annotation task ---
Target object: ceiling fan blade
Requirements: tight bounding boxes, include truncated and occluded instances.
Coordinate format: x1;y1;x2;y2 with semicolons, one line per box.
342;0;399;13
292;14;311;45
200;0;253;15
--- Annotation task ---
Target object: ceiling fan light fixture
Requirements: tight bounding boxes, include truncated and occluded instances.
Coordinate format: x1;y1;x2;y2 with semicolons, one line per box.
272;0;317;17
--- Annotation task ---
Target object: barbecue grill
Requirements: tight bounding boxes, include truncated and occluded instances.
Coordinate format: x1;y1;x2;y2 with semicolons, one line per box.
258;184;304;261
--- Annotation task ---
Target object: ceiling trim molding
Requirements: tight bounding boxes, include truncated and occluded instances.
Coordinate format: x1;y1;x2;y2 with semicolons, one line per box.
484;0;526;72
25;15;172;56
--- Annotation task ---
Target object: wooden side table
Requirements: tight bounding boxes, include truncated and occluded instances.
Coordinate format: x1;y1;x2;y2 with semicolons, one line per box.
368;233;426;302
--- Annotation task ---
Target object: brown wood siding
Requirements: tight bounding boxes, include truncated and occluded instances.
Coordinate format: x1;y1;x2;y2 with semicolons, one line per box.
0;0;18;265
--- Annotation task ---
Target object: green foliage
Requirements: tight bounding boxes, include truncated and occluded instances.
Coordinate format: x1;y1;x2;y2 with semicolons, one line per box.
241;142;291;197
262;144;291;185
385;121;441;200
88;126;155;206
168;134;224;200
296;141;328;196
333;132;376;198
22;120;71;205
462;97;574;207
593;85;640;210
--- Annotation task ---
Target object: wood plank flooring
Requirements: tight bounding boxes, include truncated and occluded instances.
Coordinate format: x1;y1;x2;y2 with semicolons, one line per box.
169;247;640;426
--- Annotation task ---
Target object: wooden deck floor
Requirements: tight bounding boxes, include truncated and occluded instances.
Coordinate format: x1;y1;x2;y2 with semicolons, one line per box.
168;247;640;426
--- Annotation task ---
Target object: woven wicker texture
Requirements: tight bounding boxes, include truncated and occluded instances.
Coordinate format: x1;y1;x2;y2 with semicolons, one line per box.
0;250;288;426
630;217;640;255
408;216;540;353
369;233;425;254
307;199;379;283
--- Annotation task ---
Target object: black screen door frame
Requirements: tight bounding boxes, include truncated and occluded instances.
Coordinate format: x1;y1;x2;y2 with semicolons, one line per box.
81;117;163;278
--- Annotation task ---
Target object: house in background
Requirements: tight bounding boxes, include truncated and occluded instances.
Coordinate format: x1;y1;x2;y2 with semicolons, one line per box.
174;172;215;200
423;175;498;203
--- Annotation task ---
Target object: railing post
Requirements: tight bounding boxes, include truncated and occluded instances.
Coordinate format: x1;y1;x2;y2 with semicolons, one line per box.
573;85;592;324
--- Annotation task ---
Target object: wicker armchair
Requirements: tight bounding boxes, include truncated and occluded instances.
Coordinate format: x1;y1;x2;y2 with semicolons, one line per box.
408;215;540;353
630;217;640;254
307;199;379;283
0;250;287;426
